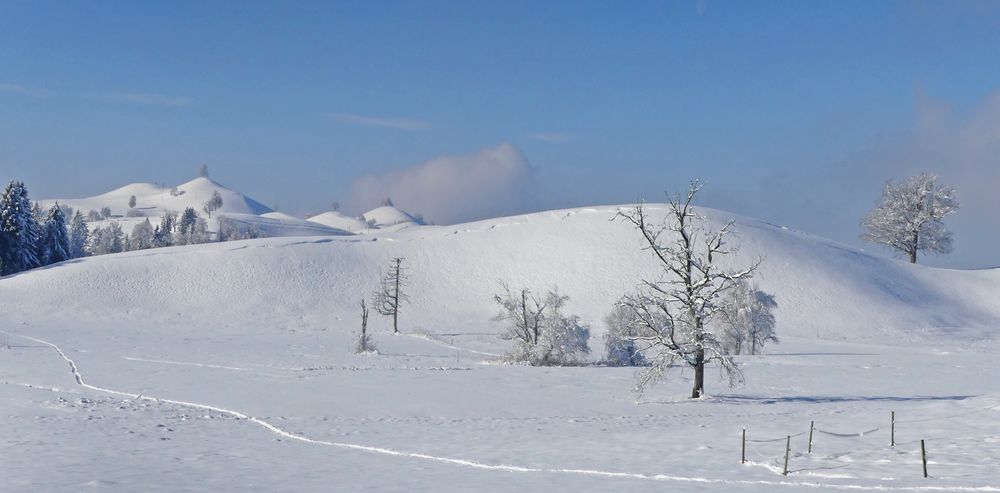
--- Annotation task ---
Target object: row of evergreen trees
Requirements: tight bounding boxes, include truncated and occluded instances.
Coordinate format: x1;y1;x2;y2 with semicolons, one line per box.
0;181;72;275
0;180;217;276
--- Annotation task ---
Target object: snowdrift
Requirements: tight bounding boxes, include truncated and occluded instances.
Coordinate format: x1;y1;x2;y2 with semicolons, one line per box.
2;205;999;345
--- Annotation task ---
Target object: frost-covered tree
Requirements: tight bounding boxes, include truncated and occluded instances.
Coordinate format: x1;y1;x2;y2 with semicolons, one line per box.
0;181;41;275
355;299;376;354
100;207;112;220
719;279;777;356
603;302;648;367
381;197;394;207
87;209;102;221
493;284;591;366
616;181;759;398
68;211;89;258
88;221;125;255
128;195;137;209
330;201;340;211
202;190;223;218
536;293;591;366
199;164;209;178
862;173;959;264
40;204;70;265
129;218;155;250
189;217;210;244
373;257;408;333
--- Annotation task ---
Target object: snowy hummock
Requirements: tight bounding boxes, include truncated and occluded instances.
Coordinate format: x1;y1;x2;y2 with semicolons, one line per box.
2;204;999;492
361;205;424;229
307;210;372;233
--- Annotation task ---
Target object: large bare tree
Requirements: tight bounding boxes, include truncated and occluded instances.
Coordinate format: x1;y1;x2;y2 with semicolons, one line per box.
374;257;409;333
862;173;958;264
617;181;759;398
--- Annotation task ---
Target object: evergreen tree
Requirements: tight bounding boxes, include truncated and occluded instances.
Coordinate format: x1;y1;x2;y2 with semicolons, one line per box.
68;211;89;258
153;211;177;247
41;203;70;265
0;181;41;275
178;208;197;236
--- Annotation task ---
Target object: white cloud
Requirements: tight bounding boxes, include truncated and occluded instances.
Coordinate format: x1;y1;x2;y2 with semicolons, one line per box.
0;83;51;98
347;143;539;224
88;92;193;107
331;113;432;131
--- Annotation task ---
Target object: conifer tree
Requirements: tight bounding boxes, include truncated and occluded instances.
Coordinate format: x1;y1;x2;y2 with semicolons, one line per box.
0;181;41;275
41;203;70;265
68;211;89;258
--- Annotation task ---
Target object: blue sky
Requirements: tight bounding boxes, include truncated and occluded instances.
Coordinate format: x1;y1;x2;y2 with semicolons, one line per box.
2;1;999;267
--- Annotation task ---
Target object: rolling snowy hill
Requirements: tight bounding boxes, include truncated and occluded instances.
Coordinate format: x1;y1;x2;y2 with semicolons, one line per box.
3;204;1000;492
40;177;273;218
4;204;998;344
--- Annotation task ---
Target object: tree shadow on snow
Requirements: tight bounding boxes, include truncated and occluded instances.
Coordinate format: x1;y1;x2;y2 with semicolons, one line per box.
712;394;978;405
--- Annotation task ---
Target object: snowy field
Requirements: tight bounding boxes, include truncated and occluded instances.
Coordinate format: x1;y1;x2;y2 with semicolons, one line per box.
2;205;999;492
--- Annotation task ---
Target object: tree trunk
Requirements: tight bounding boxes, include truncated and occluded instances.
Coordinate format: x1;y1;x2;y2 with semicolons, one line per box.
692;352;705;399
909;231;918;264
909;249;917;264
392;259;401;333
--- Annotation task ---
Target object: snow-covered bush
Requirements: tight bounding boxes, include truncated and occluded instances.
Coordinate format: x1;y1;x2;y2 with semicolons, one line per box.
493;284;590;366
603;302;647;367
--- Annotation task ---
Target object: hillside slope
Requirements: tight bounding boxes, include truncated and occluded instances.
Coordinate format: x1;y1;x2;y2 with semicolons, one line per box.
2;205;998;345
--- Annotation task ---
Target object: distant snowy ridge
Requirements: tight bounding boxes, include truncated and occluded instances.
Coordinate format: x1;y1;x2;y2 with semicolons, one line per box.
40;177;273;218
3;204;999;346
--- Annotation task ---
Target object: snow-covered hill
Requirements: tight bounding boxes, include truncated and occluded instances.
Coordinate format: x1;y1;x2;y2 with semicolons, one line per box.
40;177;273;218
4;204;1000;492
360;205;424;229
307;210;371;233
4;205;998;344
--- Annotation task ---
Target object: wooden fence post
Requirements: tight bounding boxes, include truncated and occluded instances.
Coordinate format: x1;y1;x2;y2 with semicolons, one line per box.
808;421;814;454
741;428;746;464
783;435;791;476
890;411;895;447
921;440;928;478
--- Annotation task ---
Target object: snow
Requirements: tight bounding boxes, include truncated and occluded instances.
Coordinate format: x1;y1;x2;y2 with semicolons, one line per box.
306;210;372;233
2;204;1000;491
361;205;424;228
39;177;273;219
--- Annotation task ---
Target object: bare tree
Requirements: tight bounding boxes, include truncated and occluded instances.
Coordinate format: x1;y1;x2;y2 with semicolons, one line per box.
199;164;209;178
493;283;548;355
493;284;590;365
862;173;958;264
128;195;137;209
616;181;759;398
374;257;409;333
355;299;376;354
330;201;340;211
202;190;224;218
